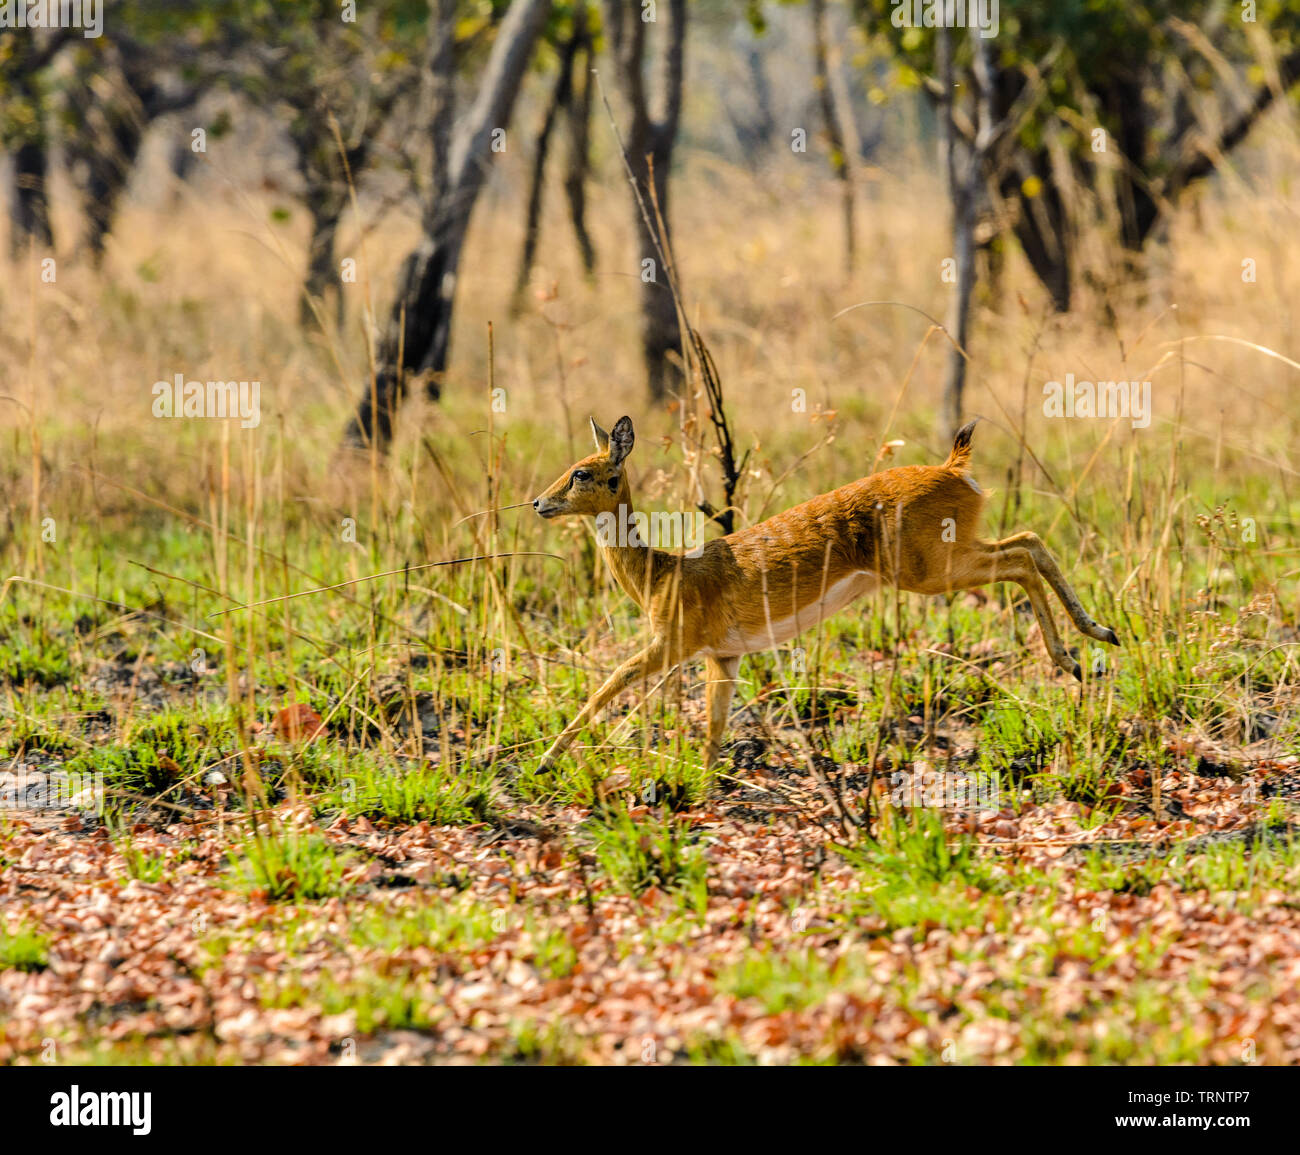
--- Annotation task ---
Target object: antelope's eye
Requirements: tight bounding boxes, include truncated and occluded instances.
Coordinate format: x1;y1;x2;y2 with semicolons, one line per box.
571;470;592;483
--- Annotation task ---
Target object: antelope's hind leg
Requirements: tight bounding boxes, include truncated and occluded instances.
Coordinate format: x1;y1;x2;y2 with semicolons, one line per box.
943;546;1084;680
985;533;1120;646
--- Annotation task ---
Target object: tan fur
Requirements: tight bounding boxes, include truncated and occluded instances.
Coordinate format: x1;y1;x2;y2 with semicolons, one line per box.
533;416;1119;771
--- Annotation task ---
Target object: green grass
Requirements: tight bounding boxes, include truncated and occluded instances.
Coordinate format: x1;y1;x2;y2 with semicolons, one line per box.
61;707;240;802
0;922;50;972
590;806;709;901
1074;831;1300;911
321;761;500;827
716;949;840;1014
504;1017;588;1064
263;968;442;1034
347;899;499;954
526;920;580;980
226;828;353;901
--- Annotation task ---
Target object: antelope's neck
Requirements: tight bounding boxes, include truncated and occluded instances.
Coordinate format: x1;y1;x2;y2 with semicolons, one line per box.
595;480;660;608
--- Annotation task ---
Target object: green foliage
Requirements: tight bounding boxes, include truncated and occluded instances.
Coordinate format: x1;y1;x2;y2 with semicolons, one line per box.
716;949;838;1014
110;823;170;883
323;761;500;827
979;702;1061;775
504;1016;587;1064
838;808;1025;932
857;0;1299;104
65;709;237;799
0;922;50;972
264;968;440;1034
852;0;1300;281
859;805;991;886
0;638;74;690
348;900;498;954
1075;832;1300;908
591;807;709;898
227;828;352;901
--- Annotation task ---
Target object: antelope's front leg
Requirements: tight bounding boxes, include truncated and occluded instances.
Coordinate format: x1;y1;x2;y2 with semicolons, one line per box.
703;655;741;769
538;638;673;772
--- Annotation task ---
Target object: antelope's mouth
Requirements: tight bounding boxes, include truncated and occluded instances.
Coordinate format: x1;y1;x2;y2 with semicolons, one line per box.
533;499;562;519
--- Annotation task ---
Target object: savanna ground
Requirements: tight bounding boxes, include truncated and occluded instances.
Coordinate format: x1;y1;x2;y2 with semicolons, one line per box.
1;108;1299;1066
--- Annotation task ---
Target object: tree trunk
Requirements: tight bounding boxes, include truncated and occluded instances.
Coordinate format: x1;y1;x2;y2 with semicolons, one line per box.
10;139;54;256
303;195;344;329
83;113;145;267
344;0;552;449
512;23;582;311
1107;74;1157;252
634;145;679;402
3;30;67;257
990;48;1300;312
67;41;195;268
348;230;465;447
602;0;687;404
811;0;853;276
746;45;775;151
939;29;994;438
1003;150;1072;313
562;5;597;276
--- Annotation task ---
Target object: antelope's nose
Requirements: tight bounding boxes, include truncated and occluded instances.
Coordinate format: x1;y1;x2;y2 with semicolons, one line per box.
532;498;540;512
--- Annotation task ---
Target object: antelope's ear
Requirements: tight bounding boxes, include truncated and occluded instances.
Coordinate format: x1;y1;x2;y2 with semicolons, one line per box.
590;417;611;453
608;416;635;466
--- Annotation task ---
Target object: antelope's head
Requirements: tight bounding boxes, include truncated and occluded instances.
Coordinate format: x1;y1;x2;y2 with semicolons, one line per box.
533;416;634;520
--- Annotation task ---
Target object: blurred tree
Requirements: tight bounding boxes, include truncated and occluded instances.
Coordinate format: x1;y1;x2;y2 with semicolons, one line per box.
559;2;598;278
49;1;420;308
61;35;203;267
600;0;687;404
0;29;70;257
855;0;1300;312
726;41;777;164
227;0;425;328
811;0;857;275
53;1;254;267
937;24;995;439
512;0;598;313
345;0;553;449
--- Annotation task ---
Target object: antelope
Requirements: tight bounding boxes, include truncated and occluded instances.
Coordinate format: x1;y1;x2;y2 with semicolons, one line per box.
533;416;1119;771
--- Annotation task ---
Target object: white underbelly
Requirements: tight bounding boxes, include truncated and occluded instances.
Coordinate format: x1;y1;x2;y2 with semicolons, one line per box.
705;572;878;656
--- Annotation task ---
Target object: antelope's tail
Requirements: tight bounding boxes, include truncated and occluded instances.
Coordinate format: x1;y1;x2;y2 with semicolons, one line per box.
944;418;980;472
